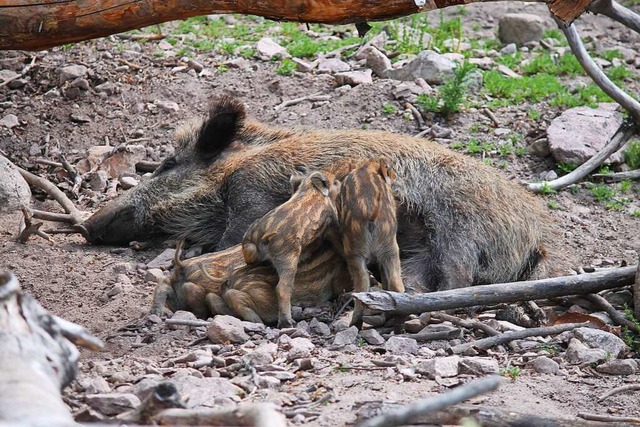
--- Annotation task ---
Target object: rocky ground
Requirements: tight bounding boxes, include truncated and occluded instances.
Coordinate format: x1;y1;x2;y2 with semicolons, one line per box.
1;1;640;426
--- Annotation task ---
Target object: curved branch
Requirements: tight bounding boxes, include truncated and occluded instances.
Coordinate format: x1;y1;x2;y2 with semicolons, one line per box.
528;121;637;192
589;0;640;34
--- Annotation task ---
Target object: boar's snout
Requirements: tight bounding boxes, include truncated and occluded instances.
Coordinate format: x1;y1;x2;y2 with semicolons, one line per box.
83;201;140;245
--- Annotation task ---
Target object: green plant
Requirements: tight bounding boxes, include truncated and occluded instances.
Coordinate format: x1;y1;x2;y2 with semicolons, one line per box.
528;108;541;120
500;366;521;381
382;103;397;115
357;337;367;347
484;71;565;105
335;363;351;372
588;183;616;202
515;146;527;157
619;180;632;193
607;65;633;82
276;59;296;76
543;29;564;41
556;162;577;175
498;143;514;158
450;141;464;149
217;64;229;73
417;61;476;117
623;140;640;169
547;200;561;210
601;49;623;62
539;182;557;195
597;165;613;175
631;211;640;217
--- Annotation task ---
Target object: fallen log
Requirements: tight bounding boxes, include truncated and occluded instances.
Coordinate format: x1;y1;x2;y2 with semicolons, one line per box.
0;271;103;426
154;403;287;427
352;265;637;316
0;0;592;51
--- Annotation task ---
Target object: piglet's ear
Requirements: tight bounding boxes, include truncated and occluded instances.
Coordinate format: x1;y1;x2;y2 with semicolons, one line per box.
290;175;304;194
195;96;246;161
378;158;394;185
310;172;330;196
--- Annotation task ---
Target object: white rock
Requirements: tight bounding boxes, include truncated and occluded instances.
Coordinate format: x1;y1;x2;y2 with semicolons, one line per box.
547;103;624;165
498;13;547;45
530;356;559;374
334;69;373;86
119;175;138;189
574;327;628;358
0;114;19;129
459;357;500;375
256;38;288;59
207;315;249;344
0;155;31;213
85;393;140;415
500;43;517;55
147;248;176;269
417;356;461;378
58;64;88;85
286;337;315;361
386;51;455;84
317;58;350;73
154;100;180;113
144;268;165;283
384;336;419;354
333;326;359;346
565;338;607;365
362;46;392;77
596;359;637;375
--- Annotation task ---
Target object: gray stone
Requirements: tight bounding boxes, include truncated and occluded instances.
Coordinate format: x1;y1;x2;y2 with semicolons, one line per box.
89;170;109;193
334;69;373;86
147;248;176;269
187;59;204;73
244;343;277;366
531;356;559;374
154;100;180;113
292;58;315;73
417;356;461;378
207;315;249;344
95;82;116;95
527;138;550;157
333;326;359;346
0;155;31;213
286;337;315;361
70;78;90;91
596;359;637;375
331;315;351;332
317;58;350;73
119;175;138;189
468;57;493;70
565;338;608;365
256;38;288;59
0;70;19;83
309;317;331;336
8;79;26;89
360;329;385;345
255;375;281;389
459;357;500;375
144;268;165;283
384;336;419;354
574;327;628;358
79;376;111;395
500;43;518;55
403;319;424;334
386;51;456;84
0;114;19;129
59;64;88;85
362;46;392;77
171;376;242;407
85;393;140;415
498;13;547;46
547;104;624;165
70;112;91;123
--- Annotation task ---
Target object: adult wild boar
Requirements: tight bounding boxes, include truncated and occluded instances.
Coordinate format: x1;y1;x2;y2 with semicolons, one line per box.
84;96;561;293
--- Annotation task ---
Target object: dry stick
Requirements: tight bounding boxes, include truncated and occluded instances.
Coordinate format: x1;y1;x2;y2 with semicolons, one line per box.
432;312;500;336
635;253;640;320
275;93;331;111
584;293;640;333
404;103;425;128
589;0;640;34
592;169;640;183
482;107;499;127
352;266;637;316
59;155;82;197
357;375;502;427
577;413;640;424
527;121;637;193
394;329;462;342
136;160;161;173
0;56;36;88
17;168;84;224
598;384;640;402
35;159;64;168
164;318;211;327
155;403;287;427
449;322;589;354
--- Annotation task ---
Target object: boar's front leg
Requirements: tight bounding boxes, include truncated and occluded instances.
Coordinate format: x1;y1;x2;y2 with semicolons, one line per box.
205;292;234;316
379;242;405;293
224;289;265;324
150;279;174;317
346;256;370;329
218;176;286;249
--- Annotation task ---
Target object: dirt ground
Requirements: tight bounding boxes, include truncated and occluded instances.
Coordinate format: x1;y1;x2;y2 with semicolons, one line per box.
1;2;640;426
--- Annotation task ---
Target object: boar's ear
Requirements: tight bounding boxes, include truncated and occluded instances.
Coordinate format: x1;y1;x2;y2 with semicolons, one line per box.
196;96;246;161
290;174;304;194
310;172;330;196
261;232;277;245
378;158;394;185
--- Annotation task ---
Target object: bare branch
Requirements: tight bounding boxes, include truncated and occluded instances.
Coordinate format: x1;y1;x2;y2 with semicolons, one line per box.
357;376;502;427
598;384;640;402
450;322;589;354
17;207;53;244
275;92;331;111
528;121;637;192
589;0;640;34
592;169;640;183
577;413;640;424
0;56;36;87
431;312;500;336
584;293;640;333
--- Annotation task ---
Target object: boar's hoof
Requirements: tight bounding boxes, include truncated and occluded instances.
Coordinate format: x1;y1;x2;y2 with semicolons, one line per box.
277;316;295;329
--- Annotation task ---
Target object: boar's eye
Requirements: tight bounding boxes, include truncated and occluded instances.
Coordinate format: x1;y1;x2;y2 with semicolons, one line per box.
153;156;177;175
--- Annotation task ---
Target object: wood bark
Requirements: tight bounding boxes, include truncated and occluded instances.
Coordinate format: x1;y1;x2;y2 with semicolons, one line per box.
1;0;593;51
0;271;102;426
352;265;637;316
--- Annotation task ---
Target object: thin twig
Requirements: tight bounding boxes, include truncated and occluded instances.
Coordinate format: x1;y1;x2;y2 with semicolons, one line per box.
589;0;640;34
481;107;499;127
577;413;640;424
164;318;211;327
592;169;640;183
115;33;165;41
358;376;502;427
450;322;589;354
585;293;640;333
35;159;64;168
598;384;640;402
404;103;425;128
431;313;500;336
391;329;462;342
0;56;36;88
275;92;331;111
527;121;637;192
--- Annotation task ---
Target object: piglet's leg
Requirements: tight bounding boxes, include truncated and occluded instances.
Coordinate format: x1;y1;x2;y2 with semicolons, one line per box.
380;241;405;293
274;256;299;328
183;282;209;319
150;279;173;317
346;256;370;329
206;292;234;316
224;289;265;324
